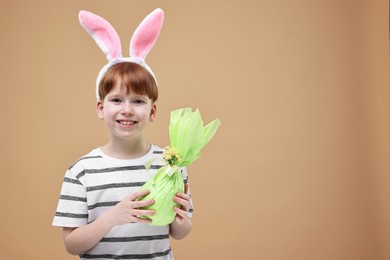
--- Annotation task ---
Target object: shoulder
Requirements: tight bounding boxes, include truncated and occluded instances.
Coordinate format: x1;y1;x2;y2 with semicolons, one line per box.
67;148;103;173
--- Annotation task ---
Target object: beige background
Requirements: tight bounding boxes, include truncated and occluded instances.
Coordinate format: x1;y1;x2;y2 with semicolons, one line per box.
1;0;389;259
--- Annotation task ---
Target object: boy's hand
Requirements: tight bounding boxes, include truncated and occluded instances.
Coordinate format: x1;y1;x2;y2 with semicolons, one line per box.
103;189;155;227
172;183;191;225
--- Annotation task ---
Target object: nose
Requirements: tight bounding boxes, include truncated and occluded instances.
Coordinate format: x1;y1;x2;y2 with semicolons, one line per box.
122;101;134;116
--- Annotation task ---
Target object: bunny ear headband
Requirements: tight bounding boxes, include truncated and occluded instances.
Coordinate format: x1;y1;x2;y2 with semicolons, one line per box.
78;8;164;100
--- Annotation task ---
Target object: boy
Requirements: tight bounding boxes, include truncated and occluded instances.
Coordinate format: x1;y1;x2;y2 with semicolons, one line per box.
53;9;193;259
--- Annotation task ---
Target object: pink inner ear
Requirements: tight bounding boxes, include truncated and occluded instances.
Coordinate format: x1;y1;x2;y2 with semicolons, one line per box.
131;9;164;59
79;11;122;60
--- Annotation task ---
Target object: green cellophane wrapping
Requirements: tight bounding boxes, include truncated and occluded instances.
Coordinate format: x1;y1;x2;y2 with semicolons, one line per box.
139;108;221;226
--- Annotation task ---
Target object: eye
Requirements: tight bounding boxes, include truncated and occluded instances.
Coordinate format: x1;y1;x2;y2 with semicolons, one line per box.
110;98;122;103
133;99;146;105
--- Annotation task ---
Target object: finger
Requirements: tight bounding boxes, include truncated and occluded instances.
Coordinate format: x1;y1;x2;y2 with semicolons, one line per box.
173;207;188;219
175;192;190;201
173;198;189;212
129;189;151;200
130;199;155;209
132;209;156;216
173;195;188;205
173;195;189;207
174;214;185;225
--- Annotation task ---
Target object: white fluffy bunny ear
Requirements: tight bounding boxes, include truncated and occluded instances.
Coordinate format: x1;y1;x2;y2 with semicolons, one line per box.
130;8;164;61
79;10;122;61
79;9;164;100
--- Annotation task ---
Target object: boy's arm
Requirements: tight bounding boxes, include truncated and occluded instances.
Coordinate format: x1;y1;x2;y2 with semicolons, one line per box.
169;184;193;240
62;215;114;255
62;190;155;255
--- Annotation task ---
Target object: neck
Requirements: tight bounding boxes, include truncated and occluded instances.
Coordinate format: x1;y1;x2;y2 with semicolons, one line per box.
101;135;151;160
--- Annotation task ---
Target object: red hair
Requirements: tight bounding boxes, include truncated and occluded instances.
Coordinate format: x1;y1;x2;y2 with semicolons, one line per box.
98;62;158;102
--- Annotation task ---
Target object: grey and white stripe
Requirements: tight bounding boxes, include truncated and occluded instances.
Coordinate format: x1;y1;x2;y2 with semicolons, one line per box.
53;145;193;260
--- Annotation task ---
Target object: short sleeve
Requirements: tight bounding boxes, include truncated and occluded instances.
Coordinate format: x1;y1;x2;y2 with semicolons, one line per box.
52;168;88;227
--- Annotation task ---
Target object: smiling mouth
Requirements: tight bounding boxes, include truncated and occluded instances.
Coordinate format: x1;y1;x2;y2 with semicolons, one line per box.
117;120;137;125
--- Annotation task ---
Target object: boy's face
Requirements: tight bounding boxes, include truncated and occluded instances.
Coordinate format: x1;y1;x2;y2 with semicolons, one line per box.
96;83;156;142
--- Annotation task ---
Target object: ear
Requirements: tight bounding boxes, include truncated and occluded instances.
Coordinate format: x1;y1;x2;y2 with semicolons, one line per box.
149;103;157;122
79;10;122;61
96;100;104;119
130;8;164;60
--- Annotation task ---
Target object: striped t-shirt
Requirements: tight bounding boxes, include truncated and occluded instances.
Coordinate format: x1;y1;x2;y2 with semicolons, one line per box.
52;145;192;259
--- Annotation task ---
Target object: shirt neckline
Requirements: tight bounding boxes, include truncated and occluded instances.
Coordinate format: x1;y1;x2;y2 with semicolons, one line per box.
96;144;155;163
